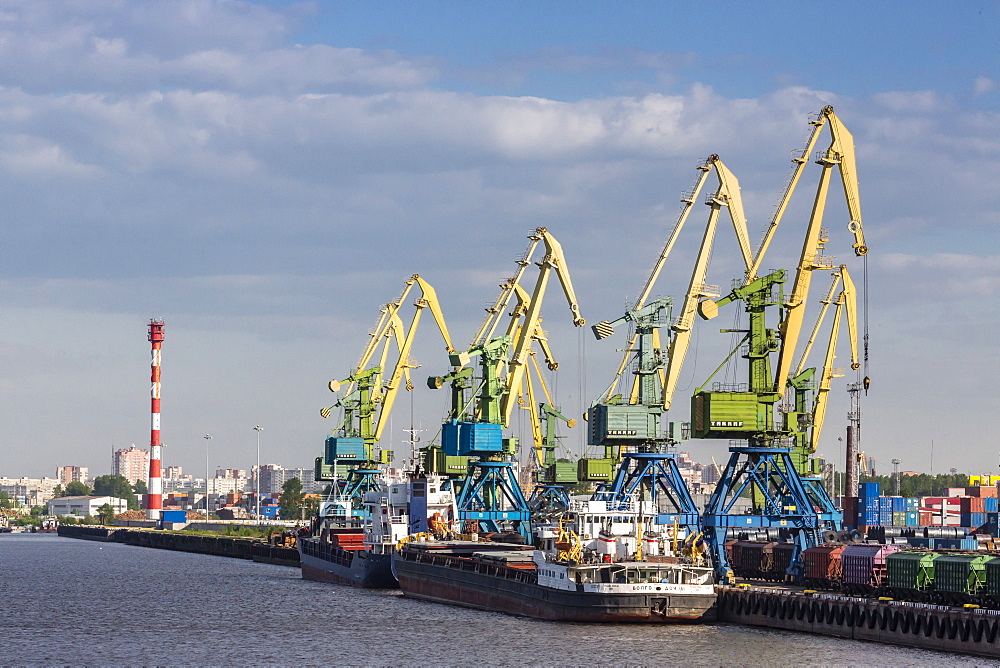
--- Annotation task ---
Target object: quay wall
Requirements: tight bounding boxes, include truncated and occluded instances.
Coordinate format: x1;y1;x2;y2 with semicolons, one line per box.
717;586;1000;658
57;525;299;566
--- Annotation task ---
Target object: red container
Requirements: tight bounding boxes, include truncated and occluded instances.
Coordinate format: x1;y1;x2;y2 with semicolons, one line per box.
961;497;986;513
919;511;935;525
968;486;999;498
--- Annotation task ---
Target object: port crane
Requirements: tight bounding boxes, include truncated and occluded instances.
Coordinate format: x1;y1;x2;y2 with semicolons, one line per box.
430;228;585;540
693;106;868;582
317;274;454;515
585;155;752;537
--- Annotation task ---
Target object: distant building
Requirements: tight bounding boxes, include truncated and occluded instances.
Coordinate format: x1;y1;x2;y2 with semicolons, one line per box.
113;445;150;486
47;495;128;517
208;469;248;495
256;464;324;494
55;466;90;486
0;477;61;506
164;466;184;479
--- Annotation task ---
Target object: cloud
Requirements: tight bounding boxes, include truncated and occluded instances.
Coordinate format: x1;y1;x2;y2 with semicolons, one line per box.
0;1;437;95
974;75;997;96
0;1;997;477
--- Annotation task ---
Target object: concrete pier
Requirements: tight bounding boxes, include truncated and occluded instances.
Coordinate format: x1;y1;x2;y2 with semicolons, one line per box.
718;586;1000;658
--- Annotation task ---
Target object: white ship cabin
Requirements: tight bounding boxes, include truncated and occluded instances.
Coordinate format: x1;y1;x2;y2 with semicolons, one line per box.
535;498;692;560
363;474;456;554
532;551;714;593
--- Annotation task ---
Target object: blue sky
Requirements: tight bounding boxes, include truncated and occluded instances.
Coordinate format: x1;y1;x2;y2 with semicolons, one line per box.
0;0;997;481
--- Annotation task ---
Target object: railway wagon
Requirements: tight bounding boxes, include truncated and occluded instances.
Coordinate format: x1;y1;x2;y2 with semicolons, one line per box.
730;541;776;580
933;554;991;605
885;551;939;602
841;544;900;595
801;545;844;590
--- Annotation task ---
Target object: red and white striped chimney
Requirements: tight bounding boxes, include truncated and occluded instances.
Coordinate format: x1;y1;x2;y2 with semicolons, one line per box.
146;319;165;520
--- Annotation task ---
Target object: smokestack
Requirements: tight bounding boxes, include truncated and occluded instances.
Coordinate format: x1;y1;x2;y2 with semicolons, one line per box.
146;319;165;520
845;425;857;498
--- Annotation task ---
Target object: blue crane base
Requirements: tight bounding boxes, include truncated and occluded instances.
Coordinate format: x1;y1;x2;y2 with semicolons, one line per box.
703;446;827;584
529;484;571;514
456;460;532;541
341;468;383;516
592;452;701;536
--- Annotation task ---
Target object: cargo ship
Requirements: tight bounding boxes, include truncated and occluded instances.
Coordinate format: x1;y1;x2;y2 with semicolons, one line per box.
393;538;717;622
298;472;456;588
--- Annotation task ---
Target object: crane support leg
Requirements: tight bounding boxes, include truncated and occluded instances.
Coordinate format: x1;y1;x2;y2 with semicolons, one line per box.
456;461;532;541
592;453;701;536
702;447;827;583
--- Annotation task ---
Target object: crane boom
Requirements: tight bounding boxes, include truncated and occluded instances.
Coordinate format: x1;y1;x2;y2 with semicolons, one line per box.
500;228;585;426
770;106;868;395
662;156;751;409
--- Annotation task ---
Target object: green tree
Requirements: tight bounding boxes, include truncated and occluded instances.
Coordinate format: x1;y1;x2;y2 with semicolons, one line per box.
65;481;92;496
52;484;64;498
0;491;11;509
96;503;116;525
278;477;305;519
92;475;139;510
133;479;148;496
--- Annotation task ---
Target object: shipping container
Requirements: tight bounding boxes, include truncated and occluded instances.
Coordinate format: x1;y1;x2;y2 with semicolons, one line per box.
961;512;986;529
905;497;920;511
858;482;880;498
891;512;906;526
967;486;999;498
890;497;906;512
986;497;999;513
961;497;986;513
904;511;919;526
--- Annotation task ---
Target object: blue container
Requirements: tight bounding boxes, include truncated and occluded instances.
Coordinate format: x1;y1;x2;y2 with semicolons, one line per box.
905;497;920;511
259;505;278;518
986;498;999;513
907;537;933;548
161;510;186;523
905;511;919;526
961;512;987;528
880;512;893;526
890;497;906;512
862;509;880;525
325;436;366;463
878;497;893;512
859;482;880;498
444;420;504;456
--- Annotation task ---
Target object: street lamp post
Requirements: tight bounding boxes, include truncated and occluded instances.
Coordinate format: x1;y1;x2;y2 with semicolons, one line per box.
204;434;212;518
253;425;263;521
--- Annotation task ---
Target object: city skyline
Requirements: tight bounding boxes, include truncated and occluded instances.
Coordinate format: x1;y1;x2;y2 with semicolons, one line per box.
0;2;996;477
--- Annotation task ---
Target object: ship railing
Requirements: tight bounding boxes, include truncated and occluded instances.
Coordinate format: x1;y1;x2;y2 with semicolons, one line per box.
303;537;356;567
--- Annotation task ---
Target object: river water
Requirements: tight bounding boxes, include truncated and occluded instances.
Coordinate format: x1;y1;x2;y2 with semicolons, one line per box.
1;534;987;666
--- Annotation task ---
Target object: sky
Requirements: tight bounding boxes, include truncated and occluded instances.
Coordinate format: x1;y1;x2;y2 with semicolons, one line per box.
0;1;997;482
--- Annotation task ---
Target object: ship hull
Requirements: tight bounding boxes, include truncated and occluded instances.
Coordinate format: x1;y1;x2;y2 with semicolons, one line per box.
298;537;398;589
393;552;716;622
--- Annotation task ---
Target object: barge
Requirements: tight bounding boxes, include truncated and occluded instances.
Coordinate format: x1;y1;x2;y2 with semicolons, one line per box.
393;539;717;622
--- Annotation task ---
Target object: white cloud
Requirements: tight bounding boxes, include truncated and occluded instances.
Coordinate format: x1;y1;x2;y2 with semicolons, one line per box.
974;75;997;96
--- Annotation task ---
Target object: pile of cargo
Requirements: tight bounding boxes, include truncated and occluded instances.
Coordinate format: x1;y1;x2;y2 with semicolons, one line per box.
843;482;999;535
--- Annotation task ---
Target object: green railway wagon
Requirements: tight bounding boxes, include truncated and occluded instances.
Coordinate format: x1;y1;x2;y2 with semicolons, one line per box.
933;554;990;604
886;551;939;600
984;557;1000;599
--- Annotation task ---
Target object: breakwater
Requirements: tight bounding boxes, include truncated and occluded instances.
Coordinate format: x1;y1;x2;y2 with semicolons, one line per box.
718;586;1000;658
57;525;299;566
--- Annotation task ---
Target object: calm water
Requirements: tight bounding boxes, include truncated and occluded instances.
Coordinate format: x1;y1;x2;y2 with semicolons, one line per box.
0;533;989;666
